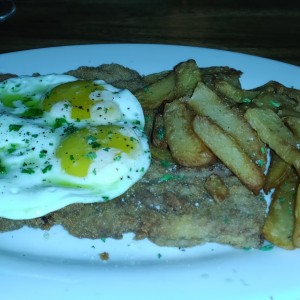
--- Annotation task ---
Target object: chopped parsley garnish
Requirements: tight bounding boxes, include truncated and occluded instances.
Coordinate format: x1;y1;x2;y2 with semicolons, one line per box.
9;124;23;132
270;100;281;108
42;164;52;174
158;174;184;183
7;144;17;154
243;98;252;103
113;154;122;161
259;243;274;251
39;149;48;158
21;168;35;174
157;128;165;141
0;161;7;175
256;159;265;167
85;151;97;160
54;117;68;128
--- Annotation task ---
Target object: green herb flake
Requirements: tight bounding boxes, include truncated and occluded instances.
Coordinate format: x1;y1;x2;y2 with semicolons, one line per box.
42;164;52;174
7;144;17;154
85;152;97;160
270;100;281;108
157;128;165;141
256;159;265;167
102;196;110;201
157;253;162;259
9;124;23;132
243;98;252;103
259;243;274;251
261;147;266;155
92;168;97;175
0;163;7;175
21;168;35;174
158;174;184;183
100;238;106;243
39;149;47;158
114;155;122;161
160;160;172;168
64;124;77;135
133;120;141;126
54;117;68;129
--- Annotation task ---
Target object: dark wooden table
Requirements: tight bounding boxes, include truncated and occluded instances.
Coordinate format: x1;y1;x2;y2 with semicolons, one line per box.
1;0;300;67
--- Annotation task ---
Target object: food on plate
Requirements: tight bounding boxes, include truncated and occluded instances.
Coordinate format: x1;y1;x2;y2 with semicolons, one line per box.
262;166;298;250
187;82;268;171
0;74;150;219
244;108;300;175
0;158;266;249
164;100;216;167
293;184;300;247
192;115;264;194
1;59;300;251
263;152;290;193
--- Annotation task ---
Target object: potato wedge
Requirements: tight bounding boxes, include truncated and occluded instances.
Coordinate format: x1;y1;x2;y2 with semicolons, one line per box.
134;71;176;109
214;80;259;104
164;101;216;167
134;59;201;110
188;82;267;169
263;152;290;193
150;144;175;163
193;116;265;194
284;116;300;139
263;166;298;250
152;113;168;148
143;70;172;85
293;184;300;248
204;174;229;203
245;108;300;174
200;66;242;89
174;59;201;98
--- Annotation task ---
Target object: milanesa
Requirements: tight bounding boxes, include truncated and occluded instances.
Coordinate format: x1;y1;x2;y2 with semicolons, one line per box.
0;64;267;249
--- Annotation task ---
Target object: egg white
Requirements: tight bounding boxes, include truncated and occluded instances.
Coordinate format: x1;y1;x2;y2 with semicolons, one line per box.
0;75;151;220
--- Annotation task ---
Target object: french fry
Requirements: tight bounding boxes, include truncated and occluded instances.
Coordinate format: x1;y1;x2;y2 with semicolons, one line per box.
262;166;298;250
187;82;267;169
164;101;216;167
213;80;259;104
144;70;172;85
245;108;300;174
293;184;300;248
150;144;175;163
200;66;242;89
174;59;201;98
204;174;229;203
193;116;265;194
263;152;290;193
134;71;176;109
284;116;300;139
134;60;201;110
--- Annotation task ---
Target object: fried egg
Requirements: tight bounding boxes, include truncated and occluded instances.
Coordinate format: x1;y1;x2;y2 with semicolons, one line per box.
0;74;151;220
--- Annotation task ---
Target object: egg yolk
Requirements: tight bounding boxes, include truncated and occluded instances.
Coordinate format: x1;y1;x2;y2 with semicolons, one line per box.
43;80;104;120
56;125;137;177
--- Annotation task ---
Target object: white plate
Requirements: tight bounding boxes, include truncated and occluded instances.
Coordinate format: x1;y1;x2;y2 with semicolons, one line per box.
0;44;300;300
